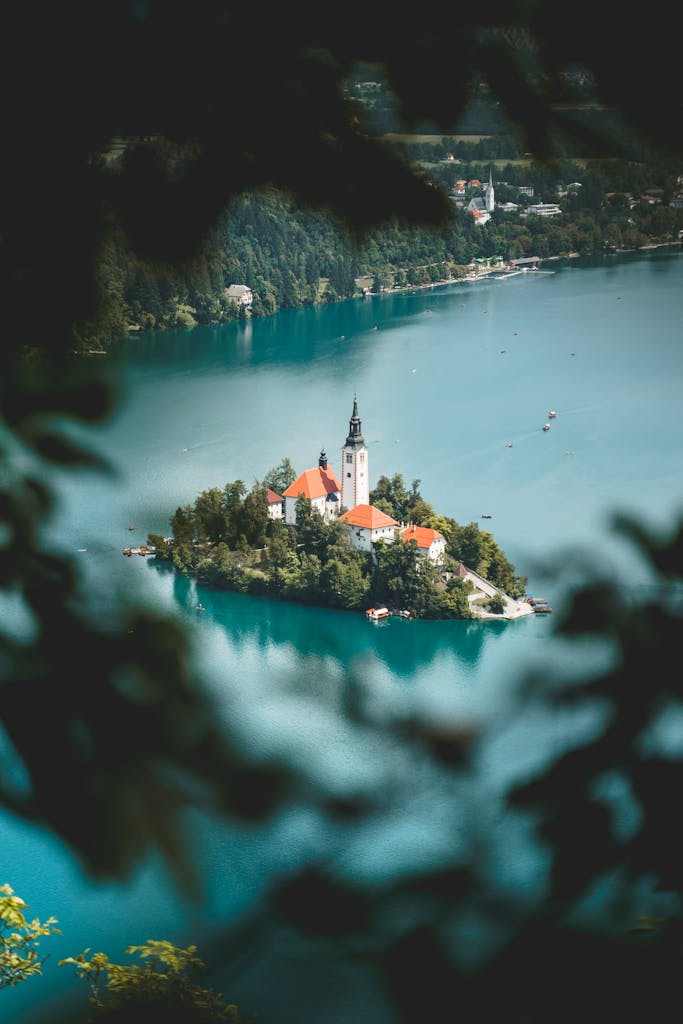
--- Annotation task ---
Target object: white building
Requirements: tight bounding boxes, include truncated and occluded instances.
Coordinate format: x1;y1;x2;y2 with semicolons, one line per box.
266;489;283;520
341;395;369;511
282;450;342;525
225;284;253;307
524;203;562;217
337;504;399;553
401;524;446;563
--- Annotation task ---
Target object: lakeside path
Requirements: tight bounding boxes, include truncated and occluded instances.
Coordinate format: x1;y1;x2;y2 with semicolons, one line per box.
374;240;683;297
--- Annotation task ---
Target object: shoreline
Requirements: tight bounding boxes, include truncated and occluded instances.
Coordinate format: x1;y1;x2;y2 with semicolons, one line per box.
79;240;682;355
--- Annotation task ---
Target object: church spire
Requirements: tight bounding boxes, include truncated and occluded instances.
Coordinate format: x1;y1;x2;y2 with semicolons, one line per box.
485;166;495;213
319;447;328;469
341;394;369;510
345;394;365;448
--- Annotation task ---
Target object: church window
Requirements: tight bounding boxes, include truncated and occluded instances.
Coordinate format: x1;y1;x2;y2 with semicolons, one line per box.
347;472;351;478
360;453;365;463
345;453;353;463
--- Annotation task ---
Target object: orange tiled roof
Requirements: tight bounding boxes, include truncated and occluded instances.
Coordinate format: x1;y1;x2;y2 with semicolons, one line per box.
266;489;283;503
401;525;445;550
338;504;399;529
282;466;342;500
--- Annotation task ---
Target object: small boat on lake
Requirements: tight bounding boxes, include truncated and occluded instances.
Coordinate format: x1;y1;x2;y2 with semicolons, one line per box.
548;410;557;419
481;514;492;519
366;607;390;621
543;423;551;431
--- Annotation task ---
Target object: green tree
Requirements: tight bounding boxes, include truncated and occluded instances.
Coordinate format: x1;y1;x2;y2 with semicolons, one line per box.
321;554;370;609
370;473;411;522
193;487;229;545
262;457;296;495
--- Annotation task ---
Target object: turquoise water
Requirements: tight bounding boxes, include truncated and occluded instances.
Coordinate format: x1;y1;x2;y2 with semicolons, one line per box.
3;250;682;1021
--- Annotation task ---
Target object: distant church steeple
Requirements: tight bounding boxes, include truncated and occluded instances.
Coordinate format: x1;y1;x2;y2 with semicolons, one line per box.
319;447;328;470
341;394;369;510
485;167;495;213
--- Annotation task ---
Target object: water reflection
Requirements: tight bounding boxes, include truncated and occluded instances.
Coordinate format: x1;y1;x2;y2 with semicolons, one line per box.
165;567;519;680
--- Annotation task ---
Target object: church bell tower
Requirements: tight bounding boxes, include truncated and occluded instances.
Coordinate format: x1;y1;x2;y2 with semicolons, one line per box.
341;395;369;510
485;166;495;212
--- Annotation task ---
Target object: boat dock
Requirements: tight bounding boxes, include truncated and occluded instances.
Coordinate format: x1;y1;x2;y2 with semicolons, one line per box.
122;545;156;557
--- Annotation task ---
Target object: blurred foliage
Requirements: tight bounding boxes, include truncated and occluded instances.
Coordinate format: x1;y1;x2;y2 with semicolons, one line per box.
1;884;61;990
59;940;240;1022
1;2;682;1022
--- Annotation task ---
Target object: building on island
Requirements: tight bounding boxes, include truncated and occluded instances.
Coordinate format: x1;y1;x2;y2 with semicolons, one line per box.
282;449;342;525
401;524;446;563
266;489;283;520
341;395;369;510
337;504;400;553
283;397;446;565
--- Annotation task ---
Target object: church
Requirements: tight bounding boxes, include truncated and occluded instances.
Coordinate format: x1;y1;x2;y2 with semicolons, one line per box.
281;397;446;562
467;167;495;225
282;395;368;524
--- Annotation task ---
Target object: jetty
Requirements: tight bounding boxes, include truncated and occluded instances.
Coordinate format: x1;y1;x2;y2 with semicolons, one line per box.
122;544;156;557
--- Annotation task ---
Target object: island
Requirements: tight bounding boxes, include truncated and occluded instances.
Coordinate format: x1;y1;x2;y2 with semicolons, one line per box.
147;399;531;621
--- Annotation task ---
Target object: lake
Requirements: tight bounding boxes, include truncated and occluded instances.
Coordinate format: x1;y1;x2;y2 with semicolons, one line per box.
3;249;682;1022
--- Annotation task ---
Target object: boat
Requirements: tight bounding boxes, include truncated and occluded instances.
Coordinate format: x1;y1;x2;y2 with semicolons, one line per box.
543;423;551;431
366;607;390;620
548;410;557;419
481;514;492;519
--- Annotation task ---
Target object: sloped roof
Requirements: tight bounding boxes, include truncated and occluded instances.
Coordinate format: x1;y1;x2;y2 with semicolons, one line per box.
266;489;283;504
282;465;341;500
338;504;399;529
401;525;445;550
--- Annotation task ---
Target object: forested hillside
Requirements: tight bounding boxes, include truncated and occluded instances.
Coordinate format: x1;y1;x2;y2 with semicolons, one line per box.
77;135;683;351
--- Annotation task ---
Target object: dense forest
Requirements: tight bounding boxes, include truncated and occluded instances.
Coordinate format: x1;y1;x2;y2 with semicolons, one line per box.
77;133;683;351
148;463;526;619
